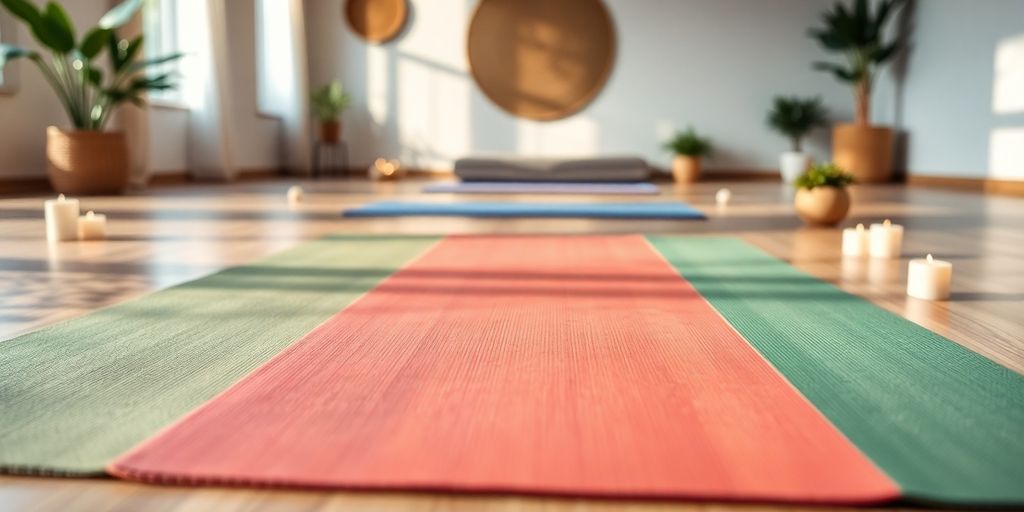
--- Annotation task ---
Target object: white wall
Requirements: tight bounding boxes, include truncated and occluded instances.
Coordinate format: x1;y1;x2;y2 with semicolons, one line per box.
0;0;110;179
305;0;886;174
899;0;1024;180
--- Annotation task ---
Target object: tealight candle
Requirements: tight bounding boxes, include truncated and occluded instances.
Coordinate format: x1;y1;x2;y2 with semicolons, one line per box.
869;219;903;259
77;211;106;240
715;188;732;206
842;223;869;257
287;185;303;205
907;254;952;300
44;194;80;242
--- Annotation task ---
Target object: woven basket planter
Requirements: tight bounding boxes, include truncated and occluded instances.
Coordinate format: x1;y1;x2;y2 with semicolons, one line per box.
46;127;129;195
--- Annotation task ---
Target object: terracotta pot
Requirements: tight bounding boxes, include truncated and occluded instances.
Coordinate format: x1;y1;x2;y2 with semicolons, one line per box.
671;155;701;183
320;120;342;143
794;186;851;227
46;127;129;195
779;151;811;183
832;123;893;183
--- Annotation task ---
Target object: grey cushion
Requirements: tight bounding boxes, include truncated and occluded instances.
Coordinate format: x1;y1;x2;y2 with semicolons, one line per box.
454;156;650;182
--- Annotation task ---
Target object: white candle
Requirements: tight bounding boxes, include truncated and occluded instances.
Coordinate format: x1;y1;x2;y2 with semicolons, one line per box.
715;188;732;206
842;223;869;257
287;185;303;205
869;219;903;258
44;194;80;242
77;211;106;240
907;254;952;300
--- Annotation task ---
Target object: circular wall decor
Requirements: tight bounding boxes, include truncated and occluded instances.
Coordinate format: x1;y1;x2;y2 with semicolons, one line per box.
345;0;408;43
467;0;616;121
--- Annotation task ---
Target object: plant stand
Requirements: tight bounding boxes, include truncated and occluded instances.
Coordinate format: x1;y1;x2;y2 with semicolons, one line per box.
312;139;350;179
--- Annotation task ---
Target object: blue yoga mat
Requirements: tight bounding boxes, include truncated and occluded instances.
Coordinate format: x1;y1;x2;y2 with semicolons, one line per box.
422;182;660;195
343;201;706;220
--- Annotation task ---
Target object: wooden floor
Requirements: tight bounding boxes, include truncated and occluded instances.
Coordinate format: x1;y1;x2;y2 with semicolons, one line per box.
1;177;1022;512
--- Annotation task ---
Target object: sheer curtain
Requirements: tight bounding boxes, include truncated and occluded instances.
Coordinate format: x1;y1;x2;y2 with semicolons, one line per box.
257;0;312;175
179;0;236;180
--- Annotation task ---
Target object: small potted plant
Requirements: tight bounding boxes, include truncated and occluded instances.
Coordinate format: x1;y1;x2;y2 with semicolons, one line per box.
794;162;855;226
767;96;828;183
810;0;907;183
310;81;351;144
0;0;183;195
663;127;712;183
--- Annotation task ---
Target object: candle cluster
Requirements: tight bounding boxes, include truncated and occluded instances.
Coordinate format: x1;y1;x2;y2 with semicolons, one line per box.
841;218;951;301
44;194;106;242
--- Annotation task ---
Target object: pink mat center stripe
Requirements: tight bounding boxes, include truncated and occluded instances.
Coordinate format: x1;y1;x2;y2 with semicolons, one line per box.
111;235;899;503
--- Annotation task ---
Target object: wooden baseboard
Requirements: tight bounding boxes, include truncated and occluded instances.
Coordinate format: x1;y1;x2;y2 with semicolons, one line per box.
907;175;1024;197
0;177;51;196
647;168;781;183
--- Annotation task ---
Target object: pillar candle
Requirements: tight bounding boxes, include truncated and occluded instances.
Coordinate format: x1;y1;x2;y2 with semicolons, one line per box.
715;188;732;206
44;194;80;242
77;211;106;240
869;219;903;258
907;254;952;300
842;223;869;257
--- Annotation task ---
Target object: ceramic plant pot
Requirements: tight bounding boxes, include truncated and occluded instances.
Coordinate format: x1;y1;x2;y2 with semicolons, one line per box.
779;151;811;183
46;126;129;195
320;120;342;143
672;155;701;183
794;186;851;227
832;123;893;183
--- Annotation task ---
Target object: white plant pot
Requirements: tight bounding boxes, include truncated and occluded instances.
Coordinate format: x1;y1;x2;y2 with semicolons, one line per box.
779;151;812;183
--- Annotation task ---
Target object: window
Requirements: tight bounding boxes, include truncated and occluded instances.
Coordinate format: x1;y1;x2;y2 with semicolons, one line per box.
0;9;19;94
256;0;294;116
143;0;185;104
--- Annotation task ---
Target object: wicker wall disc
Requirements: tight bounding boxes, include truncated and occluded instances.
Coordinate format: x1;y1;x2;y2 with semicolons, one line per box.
467;0;616;121
345;0;408;43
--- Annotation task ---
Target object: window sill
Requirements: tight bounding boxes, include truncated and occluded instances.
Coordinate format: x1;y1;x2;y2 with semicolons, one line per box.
149;99;190;112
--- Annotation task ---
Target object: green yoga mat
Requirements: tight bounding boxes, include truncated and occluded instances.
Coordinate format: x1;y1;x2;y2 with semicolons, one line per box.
648;236;1024;506
0;235;438;476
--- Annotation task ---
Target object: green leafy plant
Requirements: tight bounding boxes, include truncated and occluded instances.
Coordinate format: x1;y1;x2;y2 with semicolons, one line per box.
0;0;183;131
310;82;351;122
795;162;855;189
663;127;712;157
767;96;828;152
809;0;906;125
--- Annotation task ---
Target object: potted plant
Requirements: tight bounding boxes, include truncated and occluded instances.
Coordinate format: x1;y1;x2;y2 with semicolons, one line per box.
793;162;855;226
663;127;712;183
810;0;906;183
767;96;828;183
0;0;182;195
311;81;351;144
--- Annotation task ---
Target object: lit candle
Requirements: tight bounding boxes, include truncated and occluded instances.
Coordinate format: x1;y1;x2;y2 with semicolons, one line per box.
77;211;106;240
715;188;732;206
869;219;903;258
44;194;80;242
287;185;303;205
842;223;869;257
907;254;952;300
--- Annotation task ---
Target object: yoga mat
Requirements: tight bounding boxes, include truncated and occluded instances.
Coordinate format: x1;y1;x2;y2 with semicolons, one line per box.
343;201;704;219
112;235;897;504
648;236;1024;506
422;181;660;195
0;235;438;476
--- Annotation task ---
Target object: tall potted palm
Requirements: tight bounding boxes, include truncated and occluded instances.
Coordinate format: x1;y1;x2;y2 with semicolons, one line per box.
0;0;182;194
767;96;828;183
810;0;906;183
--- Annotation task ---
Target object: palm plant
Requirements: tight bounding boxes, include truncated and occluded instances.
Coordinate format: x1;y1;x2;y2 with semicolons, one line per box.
809;0;906;125
663;127;712;157
310;82;352;122
767;96;828;152
0;0;182;131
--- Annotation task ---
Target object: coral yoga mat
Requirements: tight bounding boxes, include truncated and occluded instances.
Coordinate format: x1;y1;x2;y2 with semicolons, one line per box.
111;235;897;503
